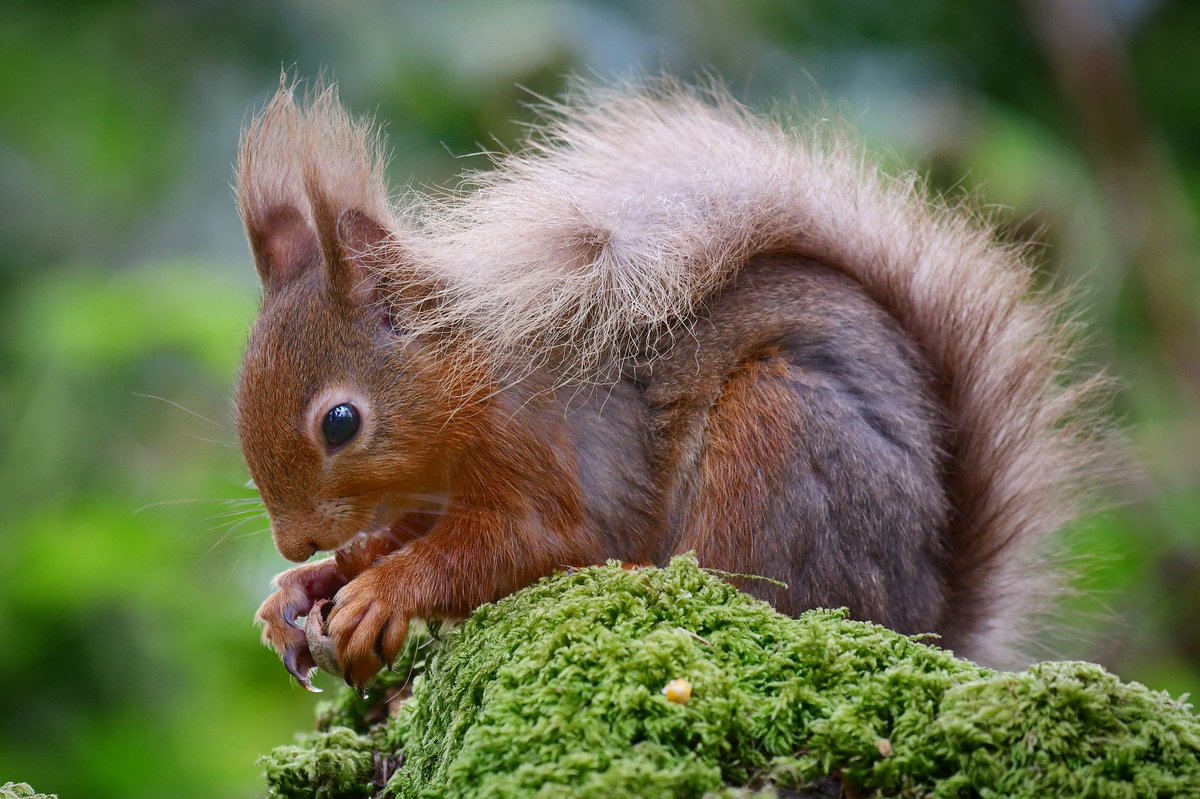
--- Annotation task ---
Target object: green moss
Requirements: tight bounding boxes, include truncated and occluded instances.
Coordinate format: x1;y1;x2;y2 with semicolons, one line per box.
0;784;56;799
263;557;1200;798
261;727;379;799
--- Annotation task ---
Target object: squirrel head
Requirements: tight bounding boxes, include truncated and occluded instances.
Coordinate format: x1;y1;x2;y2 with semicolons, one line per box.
235;203;458;562
233;83;473;563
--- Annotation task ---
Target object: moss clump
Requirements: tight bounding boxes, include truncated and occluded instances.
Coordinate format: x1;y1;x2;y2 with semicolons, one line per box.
262;557;1200;798
0;785;56;799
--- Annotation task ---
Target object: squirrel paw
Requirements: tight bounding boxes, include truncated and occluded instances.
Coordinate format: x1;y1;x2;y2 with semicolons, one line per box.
324;569;410;691
255;559;348;692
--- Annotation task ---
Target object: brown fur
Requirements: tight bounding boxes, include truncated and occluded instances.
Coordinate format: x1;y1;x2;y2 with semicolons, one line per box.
235;79;1111;687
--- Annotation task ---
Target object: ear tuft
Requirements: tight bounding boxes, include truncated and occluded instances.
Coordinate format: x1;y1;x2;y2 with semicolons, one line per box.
236;77;394;294
301;85;392;284
236;81;310;288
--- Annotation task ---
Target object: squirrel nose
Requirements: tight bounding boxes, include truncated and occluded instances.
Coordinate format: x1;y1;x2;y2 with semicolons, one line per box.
273;527;319;563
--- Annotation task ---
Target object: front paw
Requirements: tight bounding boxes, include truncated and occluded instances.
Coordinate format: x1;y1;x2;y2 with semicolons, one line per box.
255;589;320;692
255;559;347;692
321;570;410;690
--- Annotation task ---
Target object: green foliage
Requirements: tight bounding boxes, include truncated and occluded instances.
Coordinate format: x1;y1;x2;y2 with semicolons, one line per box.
263;560;1200;798
0;261;312;799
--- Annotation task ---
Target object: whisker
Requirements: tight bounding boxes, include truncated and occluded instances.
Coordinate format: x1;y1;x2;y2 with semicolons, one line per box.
204;508;268;531
230;530;272;572
218;528;275;586
132;392;220;426
203;508;267;528
181;432;238;446
133;497;261;515
232;526;272;541
203;512;269;559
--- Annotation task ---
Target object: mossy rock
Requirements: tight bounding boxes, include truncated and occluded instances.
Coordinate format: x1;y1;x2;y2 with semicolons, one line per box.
262;557;1200;798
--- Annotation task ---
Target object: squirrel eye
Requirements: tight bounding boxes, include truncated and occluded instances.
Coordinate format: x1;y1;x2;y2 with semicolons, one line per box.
322;403;360;448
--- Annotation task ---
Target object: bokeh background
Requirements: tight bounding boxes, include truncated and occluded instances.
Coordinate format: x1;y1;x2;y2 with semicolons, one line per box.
2;1;1198;796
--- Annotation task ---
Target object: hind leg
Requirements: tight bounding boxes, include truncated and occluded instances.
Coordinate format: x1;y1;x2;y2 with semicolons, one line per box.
667;352;801;609
667;350;945;633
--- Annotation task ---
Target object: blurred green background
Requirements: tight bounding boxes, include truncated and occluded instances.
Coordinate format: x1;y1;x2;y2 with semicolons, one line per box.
1;1;1198;796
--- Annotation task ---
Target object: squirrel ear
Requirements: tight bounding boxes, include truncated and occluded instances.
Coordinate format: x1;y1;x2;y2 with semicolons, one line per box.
330;209;392;306
332;210;442;329
245;205;320;289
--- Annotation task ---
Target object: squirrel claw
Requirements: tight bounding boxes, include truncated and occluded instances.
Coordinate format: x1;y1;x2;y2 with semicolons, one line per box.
297;673;323;693
283;646;321;693
341;668;370;698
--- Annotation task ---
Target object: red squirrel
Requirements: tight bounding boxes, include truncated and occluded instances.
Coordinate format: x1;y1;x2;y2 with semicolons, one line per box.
235;80;1110;691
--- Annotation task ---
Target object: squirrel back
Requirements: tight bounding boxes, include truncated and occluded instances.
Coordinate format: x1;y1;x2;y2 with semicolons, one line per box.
237;80;1112;673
